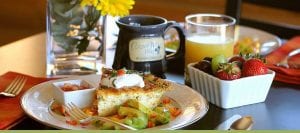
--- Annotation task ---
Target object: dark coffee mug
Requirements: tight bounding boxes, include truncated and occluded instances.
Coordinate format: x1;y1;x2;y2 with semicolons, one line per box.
112;15;185;78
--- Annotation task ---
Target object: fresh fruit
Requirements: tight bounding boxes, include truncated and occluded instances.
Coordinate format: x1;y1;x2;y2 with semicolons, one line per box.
193;54;267;80
203;57;212;62
229;55;246;69
194;59;213;75
216;63;241;80
229;55;245;64
211;55;227;74
242;58;267;77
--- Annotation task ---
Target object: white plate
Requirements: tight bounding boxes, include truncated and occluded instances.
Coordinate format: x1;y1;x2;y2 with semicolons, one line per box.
238;25;282;55
21;74;208;130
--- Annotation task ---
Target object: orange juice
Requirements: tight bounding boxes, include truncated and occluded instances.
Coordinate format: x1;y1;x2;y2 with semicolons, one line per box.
185;35;234;66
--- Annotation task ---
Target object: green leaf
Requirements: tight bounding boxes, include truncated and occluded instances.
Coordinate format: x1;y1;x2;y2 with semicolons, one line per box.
48;0;100;53
85;6;101;30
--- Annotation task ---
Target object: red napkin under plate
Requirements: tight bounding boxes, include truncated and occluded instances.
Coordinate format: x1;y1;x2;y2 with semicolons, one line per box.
266;36;300;85
0;72;55;129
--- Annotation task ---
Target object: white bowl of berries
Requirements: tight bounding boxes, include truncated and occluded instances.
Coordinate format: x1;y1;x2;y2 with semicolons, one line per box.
188;54;275;109
52;79;96;108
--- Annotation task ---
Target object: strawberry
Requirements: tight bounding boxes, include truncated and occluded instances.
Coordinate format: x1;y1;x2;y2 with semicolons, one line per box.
242;58;267;77
216;63;241;80
229;55;245;69
229;55;245;64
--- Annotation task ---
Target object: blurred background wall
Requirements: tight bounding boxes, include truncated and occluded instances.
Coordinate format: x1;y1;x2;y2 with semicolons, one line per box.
0;0;299;46
0;0;46;45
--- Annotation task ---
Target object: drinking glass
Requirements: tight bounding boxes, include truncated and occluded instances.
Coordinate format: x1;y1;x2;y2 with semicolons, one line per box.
184;14;236;85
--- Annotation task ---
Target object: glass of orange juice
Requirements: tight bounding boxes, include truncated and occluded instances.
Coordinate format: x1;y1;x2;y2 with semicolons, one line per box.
185;14;236;85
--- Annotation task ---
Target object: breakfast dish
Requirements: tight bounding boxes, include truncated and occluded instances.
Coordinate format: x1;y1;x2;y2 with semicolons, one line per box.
96;68;172;117
236;25;281;56
188;54;275;109
21;74;208;130
49;68;176;129
52;79;96;108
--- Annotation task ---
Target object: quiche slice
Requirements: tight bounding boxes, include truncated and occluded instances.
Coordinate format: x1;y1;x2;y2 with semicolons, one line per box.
95;68;172;116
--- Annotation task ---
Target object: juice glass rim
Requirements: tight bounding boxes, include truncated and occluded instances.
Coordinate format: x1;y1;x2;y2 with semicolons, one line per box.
185;13;236;27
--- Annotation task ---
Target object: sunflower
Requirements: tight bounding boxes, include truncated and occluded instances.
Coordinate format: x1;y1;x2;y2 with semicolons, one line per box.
95;0;135;17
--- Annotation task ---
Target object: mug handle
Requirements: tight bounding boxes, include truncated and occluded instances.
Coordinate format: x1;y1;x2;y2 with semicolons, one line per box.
164;21;185;61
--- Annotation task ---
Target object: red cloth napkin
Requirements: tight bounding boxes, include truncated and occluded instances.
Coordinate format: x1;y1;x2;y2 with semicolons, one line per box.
0;72;56;129
266;36;300;85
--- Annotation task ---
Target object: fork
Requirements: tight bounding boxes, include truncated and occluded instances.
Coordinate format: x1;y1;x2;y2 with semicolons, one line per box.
65;102;137;130
0;76;27;97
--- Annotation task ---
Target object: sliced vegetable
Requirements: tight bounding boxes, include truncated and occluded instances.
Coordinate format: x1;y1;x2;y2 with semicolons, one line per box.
80;121;90;126
147;121;155;128
66;120;78;126
126;99;152;114
162;97;171;104
101;122;115;130
126;99;170;125
117;69;126;76
169;107;181;117
83;107;97;116
153;107;170;124
51;103;66;116
118;106;148;129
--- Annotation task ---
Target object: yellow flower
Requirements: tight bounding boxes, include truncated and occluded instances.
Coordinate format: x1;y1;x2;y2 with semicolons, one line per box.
80;0;98;7
96;0;135;17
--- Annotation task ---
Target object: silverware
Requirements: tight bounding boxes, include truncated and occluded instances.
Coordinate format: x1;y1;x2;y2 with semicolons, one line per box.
215;114;242;130
230;116;253;130
0;76;27;97
65;102;137;130
276;48;300;68
215;114;253;130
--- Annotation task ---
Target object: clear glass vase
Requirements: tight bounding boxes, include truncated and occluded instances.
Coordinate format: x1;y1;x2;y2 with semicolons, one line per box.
46;0;105;76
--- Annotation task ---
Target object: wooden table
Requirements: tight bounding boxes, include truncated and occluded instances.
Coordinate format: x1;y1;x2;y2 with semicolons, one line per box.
1;33;300;130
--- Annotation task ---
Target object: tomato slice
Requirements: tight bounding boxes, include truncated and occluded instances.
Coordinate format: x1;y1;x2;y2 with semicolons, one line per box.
147;121;155;128
66;120;78;126
170;107;182;117
162;97;171;104
117;69;125;76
